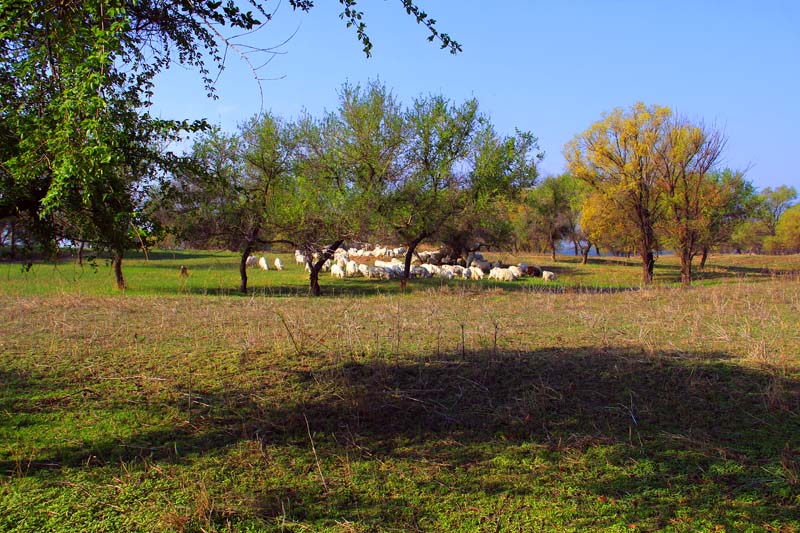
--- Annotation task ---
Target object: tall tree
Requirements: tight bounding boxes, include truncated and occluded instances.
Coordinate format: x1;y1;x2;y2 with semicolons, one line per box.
283;86;398;296
165;115;295;293
439;126;541;261
760;185;798;235
566;103;671;284
657;117;726;286
526;174;574;261
380;95;479;286
773;204;800;253
696;169;758;267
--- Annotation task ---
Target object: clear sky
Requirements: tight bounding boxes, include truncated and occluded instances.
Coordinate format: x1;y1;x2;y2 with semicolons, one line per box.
150;0;799;190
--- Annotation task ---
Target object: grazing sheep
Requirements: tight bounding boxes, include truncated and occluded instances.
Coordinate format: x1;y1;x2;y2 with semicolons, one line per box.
179;265;189;277
411;266;432;278
246;256;259;268
420;263;441;276
517;262;529;274
258;256;269;271
363;265;388;279
525;265;543;277
489;267;517;281
274;257;283;271
542;270;556;281
468;266;485;279
331;263;345;278
508;265;522;278
294;251;306;265
449;265;465;276
346;260;360;277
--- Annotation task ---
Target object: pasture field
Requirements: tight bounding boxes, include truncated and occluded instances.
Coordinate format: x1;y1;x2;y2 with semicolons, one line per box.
1;251;799;532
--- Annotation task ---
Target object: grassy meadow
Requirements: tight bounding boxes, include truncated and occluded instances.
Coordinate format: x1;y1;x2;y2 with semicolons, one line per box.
1;250;799;532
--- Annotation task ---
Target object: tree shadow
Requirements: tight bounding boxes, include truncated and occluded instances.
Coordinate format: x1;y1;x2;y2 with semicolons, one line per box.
4;347;798;528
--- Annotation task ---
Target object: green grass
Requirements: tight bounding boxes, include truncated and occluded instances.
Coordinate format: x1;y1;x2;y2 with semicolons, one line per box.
1;250;799;531
2;248;798;297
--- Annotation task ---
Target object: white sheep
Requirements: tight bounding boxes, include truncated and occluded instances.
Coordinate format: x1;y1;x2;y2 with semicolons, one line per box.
489;267;516;281
468;266;485;279
363;265;387;279
411;266;432;278
258;256;269;271
246;256;258;268
346;260;360;277
508;265;522;278
295;251;306;265
331;264;345;278
542;270;557;281
274;257;283;271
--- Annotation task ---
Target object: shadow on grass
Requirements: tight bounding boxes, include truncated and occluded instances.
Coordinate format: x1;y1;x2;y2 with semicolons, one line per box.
4;348;799;528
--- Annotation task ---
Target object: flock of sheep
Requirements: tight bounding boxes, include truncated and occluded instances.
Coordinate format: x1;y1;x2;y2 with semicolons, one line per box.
246;243;557;282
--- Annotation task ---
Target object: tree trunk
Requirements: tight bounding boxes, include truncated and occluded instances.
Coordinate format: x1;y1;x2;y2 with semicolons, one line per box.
10;221;15;259
594;244;601;257
679;248;693;287
308;240;344;297
573;240;579;256
239;245;254;294
78;241;85;266
309;265;321;296
700;246;709;269
640;248;654;285
549;236;556;262
112;250;125;290
581;243;591;265
401;235;426;290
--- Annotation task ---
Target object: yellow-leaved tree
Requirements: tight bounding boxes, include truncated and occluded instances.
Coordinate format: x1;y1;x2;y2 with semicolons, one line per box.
566;103;727;285
565;103;672;284
580;192;639;257
657;118;726;285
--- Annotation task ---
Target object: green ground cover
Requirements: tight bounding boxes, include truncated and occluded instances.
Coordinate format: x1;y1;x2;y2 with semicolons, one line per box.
1;251;799;531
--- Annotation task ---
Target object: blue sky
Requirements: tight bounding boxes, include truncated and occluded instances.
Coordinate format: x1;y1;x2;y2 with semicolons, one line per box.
150;1;799;190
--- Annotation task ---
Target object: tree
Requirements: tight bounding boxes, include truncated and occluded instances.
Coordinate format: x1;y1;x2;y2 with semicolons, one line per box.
773;203;800;253
0;0;458;287
165;114;296;293
380;95;479;286
565;103;672;284
526;174;575;261
282;83;400;296
657;117;726;286
439;126;541;261
579;192;639;257
696;169;758;267
760;186;797;235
